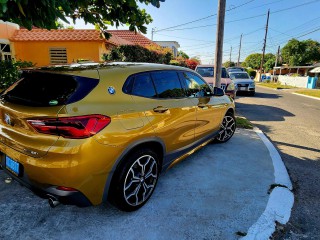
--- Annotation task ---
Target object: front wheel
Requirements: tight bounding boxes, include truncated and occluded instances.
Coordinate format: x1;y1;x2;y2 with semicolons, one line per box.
215;113;236;143
110;148;159;212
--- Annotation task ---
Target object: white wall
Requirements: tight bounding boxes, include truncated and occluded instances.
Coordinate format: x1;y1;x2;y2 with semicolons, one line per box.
278;76;308;88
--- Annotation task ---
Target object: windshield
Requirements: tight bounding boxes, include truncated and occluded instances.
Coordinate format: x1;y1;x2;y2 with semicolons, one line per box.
229;72;250;79
196;67;228;78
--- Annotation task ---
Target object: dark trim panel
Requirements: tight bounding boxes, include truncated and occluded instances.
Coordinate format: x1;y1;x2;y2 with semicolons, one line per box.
163;129;219;170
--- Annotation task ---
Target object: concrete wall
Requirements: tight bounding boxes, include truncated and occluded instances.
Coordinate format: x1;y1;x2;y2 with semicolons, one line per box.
12;41;107;66
278;76;308;88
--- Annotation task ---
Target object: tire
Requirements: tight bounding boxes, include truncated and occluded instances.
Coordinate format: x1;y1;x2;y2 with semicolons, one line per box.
249;91;255;96
214;113;236;143
110;148;159;212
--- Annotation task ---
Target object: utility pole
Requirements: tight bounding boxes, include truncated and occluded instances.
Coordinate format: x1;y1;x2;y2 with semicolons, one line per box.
151;28;155;41
229;46;232;64
272;45;280;79
237;34;242;67
213;0;226;88
259;9;270;82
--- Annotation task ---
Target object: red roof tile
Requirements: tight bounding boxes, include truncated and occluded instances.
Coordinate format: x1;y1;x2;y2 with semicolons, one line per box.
107;30;155;46
10;29;105;42
107;34;134;46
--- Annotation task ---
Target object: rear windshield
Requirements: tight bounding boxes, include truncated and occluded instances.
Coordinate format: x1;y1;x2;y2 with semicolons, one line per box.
1;71;99;107
196;67;228;78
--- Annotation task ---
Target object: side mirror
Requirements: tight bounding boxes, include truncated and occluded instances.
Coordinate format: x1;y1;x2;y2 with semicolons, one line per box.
213;87;224;96
250;76;254;80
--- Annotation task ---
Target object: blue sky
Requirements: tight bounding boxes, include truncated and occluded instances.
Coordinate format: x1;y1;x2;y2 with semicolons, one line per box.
71;0;320;64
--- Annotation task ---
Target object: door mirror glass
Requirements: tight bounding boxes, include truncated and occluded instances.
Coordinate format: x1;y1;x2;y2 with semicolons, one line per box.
213;87;224;96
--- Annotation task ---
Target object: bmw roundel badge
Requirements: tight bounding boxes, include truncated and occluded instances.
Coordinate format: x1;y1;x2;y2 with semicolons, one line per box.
108;86;116;95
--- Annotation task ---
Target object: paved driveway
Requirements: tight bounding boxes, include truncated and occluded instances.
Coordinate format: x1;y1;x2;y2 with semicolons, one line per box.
0;129;274;240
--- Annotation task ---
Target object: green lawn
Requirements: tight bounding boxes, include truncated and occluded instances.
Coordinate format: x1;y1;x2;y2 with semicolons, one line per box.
295;89;320;98
236;116;253;129
257;82;296;89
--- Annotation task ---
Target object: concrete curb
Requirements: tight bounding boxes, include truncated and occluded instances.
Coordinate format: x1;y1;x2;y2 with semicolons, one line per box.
292;92;320;101
242;128;294;240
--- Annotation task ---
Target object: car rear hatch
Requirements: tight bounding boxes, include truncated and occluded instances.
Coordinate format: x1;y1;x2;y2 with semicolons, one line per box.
0;70;99;158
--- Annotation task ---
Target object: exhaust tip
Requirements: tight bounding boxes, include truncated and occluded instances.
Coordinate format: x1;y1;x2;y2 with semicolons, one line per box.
47;195;60;208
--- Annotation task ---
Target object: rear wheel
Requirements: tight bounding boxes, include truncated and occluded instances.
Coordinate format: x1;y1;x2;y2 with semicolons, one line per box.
110;148;159;211
215;113;236;143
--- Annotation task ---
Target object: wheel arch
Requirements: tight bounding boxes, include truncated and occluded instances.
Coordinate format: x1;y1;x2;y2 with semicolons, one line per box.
102;137;165;203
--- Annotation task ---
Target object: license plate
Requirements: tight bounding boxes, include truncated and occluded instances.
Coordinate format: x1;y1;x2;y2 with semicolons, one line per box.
239;87;247;90
5;156;20;175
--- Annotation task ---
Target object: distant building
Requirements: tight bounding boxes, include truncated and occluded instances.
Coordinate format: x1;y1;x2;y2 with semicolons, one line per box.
0;22;159;66
0;20;19;61
154;41;180;57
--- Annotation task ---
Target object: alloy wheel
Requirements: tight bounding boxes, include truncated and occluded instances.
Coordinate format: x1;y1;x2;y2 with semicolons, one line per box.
123;155;158;207
216;115;236;142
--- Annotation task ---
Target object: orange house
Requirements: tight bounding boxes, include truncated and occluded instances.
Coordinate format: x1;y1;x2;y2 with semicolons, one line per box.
9;29;119;66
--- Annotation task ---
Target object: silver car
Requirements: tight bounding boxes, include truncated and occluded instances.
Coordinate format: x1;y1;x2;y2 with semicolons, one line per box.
229;72;255;96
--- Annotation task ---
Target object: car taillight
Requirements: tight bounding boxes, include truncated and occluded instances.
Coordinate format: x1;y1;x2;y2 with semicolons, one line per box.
27;115;111;139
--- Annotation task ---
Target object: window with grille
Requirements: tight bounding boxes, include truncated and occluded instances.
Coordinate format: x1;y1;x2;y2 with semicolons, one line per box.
49;48;67;64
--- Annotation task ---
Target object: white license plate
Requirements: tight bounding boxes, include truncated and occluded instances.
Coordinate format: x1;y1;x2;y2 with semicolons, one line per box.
239;87;247;90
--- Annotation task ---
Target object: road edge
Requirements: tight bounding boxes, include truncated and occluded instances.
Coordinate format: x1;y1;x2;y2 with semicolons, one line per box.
292;92;320;101
242;128;294;240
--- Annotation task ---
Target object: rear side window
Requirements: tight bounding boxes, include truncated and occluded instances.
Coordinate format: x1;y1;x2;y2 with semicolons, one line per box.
1;71;99;107
151;71;185;98
131;73;156;98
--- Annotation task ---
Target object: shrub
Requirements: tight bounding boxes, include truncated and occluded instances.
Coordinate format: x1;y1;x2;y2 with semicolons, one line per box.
246;69;256;78
103;44;173;64
0;60;34;90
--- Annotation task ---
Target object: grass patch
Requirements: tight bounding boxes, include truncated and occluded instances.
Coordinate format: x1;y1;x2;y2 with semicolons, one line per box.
295;89;320;98
257;82;296;89
236;116;253;129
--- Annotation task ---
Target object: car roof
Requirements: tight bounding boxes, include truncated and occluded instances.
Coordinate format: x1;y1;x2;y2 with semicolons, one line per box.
24;62;195;78
229;71;249;74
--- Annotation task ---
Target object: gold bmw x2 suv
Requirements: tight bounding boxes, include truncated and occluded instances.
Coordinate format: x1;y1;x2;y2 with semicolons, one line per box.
0;63;236;211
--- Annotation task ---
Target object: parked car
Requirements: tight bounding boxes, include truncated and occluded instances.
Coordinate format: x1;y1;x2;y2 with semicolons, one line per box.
229;71;256;96
227;67;245;73
0;63;236;211
195;65;236;99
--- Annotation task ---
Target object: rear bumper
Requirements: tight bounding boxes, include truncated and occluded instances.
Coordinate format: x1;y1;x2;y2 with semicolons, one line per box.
0;152;92;207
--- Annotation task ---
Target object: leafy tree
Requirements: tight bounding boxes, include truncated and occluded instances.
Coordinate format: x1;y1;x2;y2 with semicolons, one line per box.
243;53;275;71
243;53;262;69
178;51;189;59
185;58;200;70
223;61;235;68
0;0;165;35
282;39;320;66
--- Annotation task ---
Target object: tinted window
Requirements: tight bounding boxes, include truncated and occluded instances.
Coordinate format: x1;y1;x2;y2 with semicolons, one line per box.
131;73;156;98
1;71;98;107
151;71;185;98
196;67;228;78
229;72;250;79
180;72;212;98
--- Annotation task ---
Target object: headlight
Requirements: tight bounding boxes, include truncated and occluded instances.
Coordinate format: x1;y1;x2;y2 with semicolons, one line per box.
227;82;235;90
249;82;255;87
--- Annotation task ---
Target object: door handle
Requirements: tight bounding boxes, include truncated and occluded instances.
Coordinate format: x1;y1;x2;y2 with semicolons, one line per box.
197;104;208;109
153;106;169;113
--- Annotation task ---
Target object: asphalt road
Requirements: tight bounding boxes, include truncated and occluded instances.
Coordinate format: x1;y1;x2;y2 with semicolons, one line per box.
236;86;320;239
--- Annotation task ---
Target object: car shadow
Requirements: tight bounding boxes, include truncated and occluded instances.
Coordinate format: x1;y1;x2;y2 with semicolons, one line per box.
236;91;282;99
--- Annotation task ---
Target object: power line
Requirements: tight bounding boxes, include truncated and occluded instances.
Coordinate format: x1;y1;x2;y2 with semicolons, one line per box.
155;0;255;32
